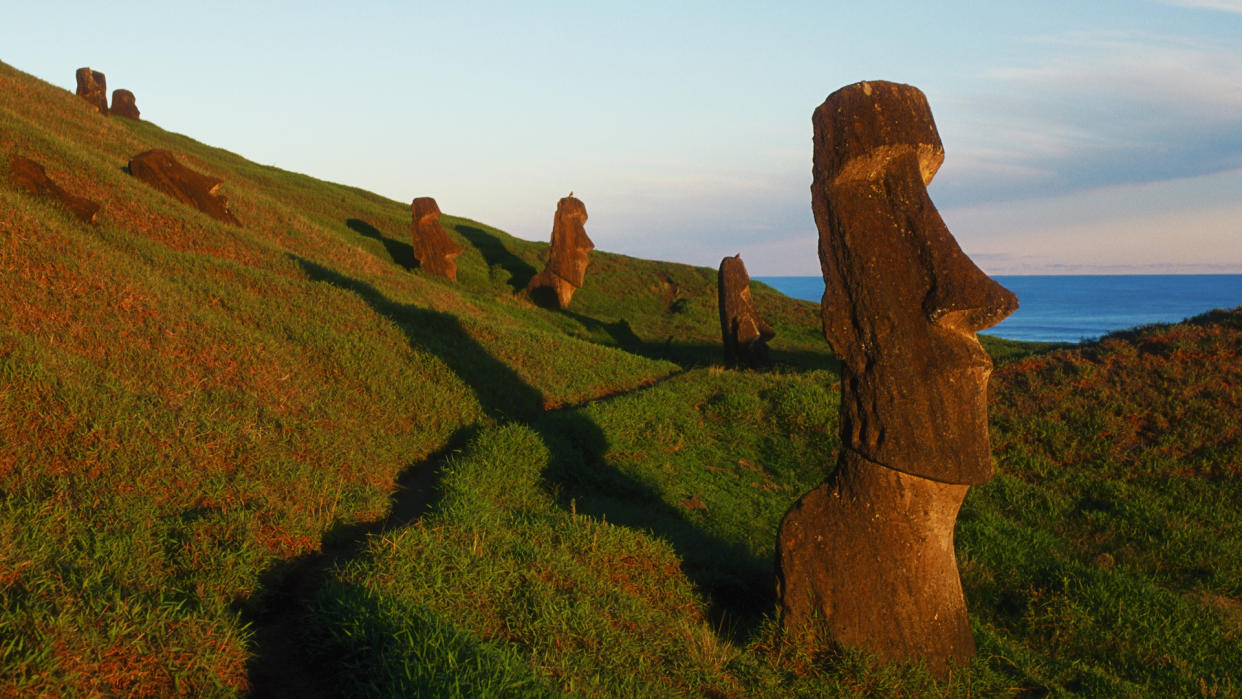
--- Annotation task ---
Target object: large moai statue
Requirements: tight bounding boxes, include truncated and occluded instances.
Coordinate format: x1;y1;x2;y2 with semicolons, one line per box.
75;67;108;115
775;81;1018;677
526;194;593;309
718;254;775;368
111;89;140;119
9;156;101;224
410;197;462;281
128;149;241;225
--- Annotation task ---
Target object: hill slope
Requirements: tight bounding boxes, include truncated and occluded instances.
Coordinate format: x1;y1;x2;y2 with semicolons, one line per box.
3;59;1241;696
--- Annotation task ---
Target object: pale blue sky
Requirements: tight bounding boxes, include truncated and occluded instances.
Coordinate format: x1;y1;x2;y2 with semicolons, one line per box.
5;1;1241;274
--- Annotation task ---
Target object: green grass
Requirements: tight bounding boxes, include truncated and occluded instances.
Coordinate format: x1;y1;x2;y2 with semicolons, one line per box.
3;58;1241;696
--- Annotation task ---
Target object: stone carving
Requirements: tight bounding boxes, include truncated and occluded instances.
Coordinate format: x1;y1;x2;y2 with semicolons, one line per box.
718;254;774;368
776;81;1018;677
111;89;140;119
526;194;593;308
128;149;240;226
8;156;101;223
75;67;108;115
409;197;462;281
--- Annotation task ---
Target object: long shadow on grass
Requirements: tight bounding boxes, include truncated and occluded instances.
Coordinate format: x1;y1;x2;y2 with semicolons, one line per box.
346;218;416;270
245;258;776;693
454;223;537;292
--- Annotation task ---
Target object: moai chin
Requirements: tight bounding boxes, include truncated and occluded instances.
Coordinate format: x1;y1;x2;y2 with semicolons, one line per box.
111;89;140;119
526;194;593;309
410;197;463;281
75;67;108;115
775;81;1018;677
718;254;775;368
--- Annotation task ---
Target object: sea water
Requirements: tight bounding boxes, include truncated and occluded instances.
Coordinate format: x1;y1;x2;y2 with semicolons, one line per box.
755;275;1242;344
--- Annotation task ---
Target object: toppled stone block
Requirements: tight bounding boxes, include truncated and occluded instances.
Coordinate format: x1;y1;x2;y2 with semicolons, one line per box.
128;149;240;225
409;197;462;280
75;67;108;115
526;194;593;309
8;156;101;224
718;254;774;368
111;89;140;119
775;81;1018;678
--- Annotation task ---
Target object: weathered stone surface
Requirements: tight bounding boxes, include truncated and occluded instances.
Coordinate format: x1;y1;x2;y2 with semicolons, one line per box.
776;81;1018;677
75;67;108;115
128;149;240;226
9;156;101;223
526;194;593;309
410;197;462;280
718;254;774;368
111;89;140;119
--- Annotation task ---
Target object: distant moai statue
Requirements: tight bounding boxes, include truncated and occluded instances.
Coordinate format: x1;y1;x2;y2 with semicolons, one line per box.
128;149;241;225
717;254;775;368
75;67;108;115
410;197;463;281
526;194;594;309
775;81;1018;677
111;89;140;119
8;156;101;223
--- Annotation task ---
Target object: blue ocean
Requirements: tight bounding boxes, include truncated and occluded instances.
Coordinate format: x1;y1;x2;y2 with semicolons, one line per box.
755;275;1242;344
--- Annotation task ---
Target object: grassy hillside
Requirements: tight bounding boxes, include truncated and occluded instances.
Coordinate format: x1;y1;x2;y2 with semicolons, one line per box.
3;59;1240;696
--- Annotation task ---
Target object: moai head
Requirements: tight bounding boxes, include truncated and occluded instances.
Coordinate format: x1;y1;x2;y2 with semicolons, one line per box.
112;89;140;119
548;194;593;288
410;196;462;281
75;67;108;115
718;254;775;368
812;81;1018;485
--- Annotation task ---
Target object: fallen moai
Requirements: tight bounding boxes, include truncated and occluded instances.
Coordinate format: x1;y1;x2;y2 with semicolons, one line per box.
75;67;108;115
111;89;140;119
128;149;240;225
718;254;774;368
775;80;1018;677
526;194;593;309
8;156;101;223
410;197;463;281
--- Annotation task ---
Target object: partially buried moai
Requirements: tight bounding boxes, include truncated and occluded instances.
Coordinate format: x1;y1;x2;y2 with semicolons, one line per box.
410;197;463;281
718;254;774;368
526;194;593;309
75;67;108;115
111;89;140;119
775;81;1018;677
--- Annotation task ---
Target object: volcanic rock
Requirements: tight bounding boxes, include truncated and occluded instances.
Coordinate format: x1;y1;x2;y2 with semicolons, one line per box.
775;80;1018;677
526;194;593;309
718;254;774;368
128;149;240;225
409;197;462;280
8;156;101;224
111;89;140;119
75;67;108;115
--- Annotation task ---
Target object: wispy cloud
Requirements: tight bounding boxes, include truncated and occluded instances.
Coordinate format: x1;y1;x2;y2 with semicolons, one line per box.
1158;0;1242;13
934;32;1242;207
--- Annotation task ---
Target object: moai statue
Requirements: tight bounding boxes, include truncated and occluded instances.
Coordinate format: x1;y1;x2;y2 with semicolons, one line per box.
410;197;463;281
775;81;1018;677
111;89;140;119
8;156;101;223
526;194;594;309
128;149;241;225
75;67;108;115
718;254;775;368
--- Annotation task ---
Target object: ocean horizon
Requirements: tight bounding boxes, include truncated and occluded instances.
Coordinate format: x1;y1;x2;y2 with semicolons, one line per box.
755;274;1242;344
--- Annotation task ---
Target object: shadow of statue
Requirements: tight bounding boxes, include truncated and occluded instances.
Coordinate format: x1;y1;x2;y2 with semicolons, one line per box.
454;223;536;292
243;258;783;693
346;218;417;271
